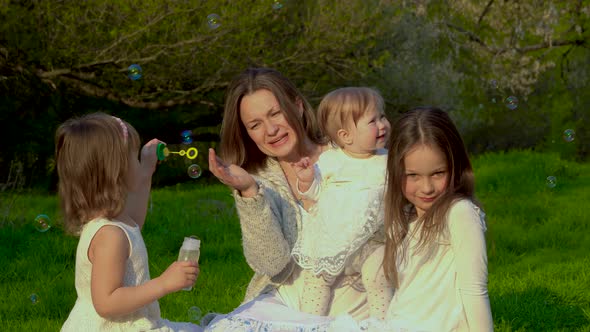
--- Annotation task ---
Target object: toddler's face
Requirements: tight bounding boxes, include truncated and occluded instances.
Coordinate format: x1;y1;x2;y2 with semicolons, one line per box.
344;108;390;156
376;113;391;149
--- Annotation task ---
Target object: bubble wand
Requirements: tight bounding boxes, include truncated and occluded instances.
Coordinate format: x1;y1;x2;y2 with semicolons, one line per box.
157;142;198;161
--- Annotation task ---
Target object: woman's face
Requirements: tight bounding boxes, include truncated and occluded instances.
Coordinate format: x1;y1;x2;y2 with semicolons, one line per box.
239;89;300;161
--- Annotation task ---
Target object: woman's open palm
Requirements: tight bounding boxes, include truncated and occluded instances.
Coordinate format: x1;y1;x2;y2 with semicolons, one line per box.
208;148;256;193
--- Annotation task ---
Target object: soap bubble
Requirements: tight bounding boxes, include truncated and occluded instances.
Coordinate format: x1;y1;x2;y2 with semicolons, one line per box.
563;129;575;142
489;79;498;89
181;130;193;144
187;164;202;179
34;214;51;232
188;306;202;321
127;64;142;80
30;293;39;304
272;1;284;10
505;96;518;110
207;14;221;29
546;176;556;188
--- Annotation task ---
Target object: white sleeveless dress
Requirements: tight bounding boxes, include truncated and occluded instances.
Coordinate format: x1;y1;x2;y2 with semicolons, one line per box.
61;218;201;332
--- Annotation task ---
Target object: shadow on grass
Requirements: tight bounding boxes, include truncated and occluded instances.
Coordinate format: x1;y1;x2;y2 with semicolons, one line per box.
493;286;590;331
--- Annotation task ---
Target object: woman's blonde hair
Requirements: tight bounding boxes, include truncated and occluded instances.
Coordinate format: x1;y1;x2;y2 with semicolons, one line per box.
316;87;384;147
383;107;478;287
219;67;325;172
55;112;140;234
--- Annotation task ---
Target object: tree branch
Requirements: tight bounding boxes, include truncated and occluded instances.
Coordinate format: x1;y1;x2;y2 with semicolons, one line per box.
95;7;198;60
477;0;495;27
446;22;586;55
59;75;223;109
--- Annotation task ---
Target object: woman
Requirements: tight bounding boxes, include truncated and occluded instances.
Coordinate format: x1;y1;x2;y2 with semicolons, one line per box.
204;68;384;331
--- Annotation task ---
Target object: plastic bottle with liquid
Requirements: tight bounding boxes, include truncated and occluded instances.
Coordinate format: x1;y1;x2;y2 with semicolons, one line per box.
177;236;200;291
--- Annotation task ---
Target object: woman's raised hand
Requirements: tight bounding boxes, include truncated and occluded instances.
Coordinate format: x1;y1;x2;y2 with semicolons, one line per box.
208;148;258;197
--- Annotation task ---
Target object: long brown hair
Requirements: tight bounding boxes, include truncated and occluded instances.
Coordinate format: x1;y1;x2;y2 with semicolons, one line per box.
219;67;325;172
316;87;384;147
55;112;140;234
383;107;477;287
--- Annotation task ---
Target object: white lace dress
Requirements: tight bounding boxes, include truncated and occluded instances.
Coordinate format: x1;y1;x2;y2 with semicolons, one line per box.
291;148;386;277
61;218;201;332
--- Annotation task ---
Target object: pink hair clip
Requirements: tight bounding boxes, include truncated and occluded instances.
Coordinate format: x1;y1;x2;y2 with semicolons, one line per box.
112;116;128;143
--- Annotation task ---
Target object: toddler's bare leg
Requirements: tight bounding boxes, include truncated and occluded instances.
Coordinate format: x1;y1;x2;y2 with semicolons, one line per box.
361;245;394;320
300;269;333;316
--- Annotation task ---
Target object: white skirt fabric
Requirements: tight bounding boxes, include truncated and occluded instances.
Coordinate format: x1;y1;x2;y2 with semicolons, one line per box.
204;267;370;332
205;305;433;332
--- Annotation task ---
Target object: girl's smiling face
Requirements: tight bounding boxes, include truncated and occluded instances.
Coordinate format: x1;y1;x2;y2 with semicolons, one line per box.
402;143;449;217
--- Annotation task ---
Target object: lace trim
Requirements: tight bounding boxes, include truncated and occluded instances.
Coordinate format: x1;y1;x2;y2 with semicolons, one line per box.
205;315;333;332
291;196;384;276
334;316;433;332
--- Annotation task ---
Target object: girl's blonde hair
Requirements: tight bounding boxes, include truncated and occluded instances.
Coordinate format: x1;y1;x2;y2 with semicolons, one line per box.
383;107;478;288
316;87;384;147
219;67;326;172
55;112;140;234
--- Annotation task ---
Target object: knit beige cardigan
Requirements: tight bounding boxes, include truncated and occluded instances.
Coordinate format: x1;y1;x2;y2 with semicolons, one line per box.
232;157;301;302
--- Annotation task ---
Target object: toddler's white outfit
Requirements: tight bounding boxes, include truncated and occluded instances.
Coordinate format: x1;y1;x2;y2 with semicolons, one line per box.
61;218;201;332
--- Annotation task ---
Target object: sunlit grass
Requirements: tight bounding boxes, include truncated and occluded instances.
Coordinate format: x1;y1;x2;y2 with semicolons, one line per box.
0;150;588;331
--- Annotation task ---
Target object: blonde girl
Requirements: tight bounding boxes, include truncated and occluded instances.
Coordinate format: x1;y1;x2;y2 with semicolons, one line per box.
57;112;201;331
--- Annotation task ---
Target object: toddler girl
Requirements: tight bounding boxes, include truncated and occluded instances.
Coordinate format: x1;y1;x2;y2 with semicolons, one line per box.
291;87;394;320
57;112;202;331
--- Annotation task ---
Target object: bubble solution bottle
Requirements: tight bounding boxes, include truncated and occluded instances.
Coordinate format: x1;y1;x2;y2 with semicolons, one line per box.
178;236;200;291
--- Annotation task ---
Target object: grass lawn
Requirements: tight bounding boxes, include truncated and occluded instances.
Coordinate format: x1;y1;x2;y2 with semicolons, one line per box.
0;150;588;331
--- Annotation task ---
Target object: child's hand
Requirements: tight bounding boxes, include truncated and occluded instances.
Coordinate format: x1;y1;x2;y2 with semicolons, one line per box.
139;138;161;175
158;261;200;293
292;157;315;192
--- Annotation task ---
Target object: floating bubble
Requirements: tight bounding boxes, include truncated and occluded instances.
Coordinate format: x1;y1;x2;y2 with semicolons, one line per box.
563;129;575;142
181;130;193;145
490;79;498;89
34;214;51;232
207;14;221;29
30;293;39;304
272;0;284;10
188;306;202;321
505;96;518;110
491;97;497;104
546;176;556;188
187;164;202;179
127;64;142;81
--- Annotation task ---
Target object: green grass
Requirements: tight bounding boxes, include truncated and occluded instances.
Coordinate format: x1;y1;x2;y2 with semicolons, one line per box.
0;150;589;331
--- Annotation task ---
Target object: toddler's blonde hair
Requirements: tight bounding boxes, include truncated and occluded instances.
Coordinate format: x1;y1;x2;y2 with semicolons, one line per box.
55;112;140;234
317;87;384;147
